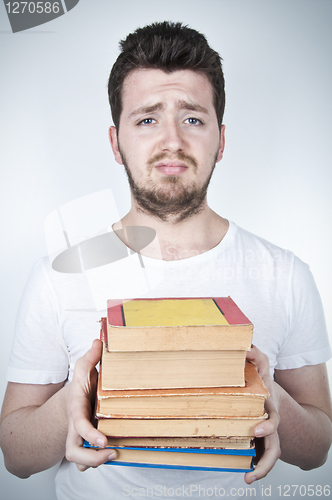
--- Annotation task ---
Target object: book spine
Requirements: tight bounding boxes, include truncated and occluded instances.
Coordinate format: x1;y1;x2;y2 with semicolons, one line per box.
213;297;251;325
101;317;108;349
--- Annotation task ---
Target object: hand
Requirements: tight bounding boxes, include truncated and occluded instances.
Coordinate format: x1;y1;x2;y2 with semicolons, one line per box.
244;345;281;484
65;339;117;471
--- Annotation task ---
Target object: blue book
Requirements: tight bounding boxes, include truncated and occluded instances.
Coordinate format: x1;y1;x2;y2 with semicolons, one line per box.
84;441;255;472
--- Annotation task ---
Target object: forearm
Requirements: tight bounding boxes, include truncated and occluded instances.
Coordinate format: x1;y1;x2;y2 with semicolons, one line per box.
276;382;332;469
0;384;69;478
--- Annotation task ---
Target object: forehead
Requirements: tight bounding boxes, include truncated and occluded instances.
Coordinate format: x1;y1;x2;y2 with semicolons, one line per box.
121;68;215;115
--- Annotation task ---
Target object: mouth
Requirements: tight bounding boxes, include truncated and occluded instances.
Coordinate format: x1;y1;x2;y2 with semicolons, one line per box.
155;162;189;176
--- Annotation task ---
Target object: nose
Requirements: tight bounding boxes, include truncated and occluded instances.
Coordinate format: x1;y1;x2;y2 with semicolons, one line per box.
159;119;185;153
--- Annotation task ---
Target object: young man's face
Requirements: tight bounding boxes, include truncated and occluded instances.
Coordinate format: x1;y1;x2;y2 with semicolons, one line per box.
109;68;225;221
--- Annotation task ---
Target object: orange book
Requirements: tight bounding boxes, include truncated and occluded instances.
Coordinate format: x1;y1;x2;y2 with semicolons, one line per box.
96;413;268;438
96;361;269;418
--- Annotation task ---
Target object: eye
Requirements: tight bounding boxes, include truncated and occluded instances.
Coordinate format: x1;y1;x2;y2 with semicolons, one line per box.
185;117;203;125
138;118;155;125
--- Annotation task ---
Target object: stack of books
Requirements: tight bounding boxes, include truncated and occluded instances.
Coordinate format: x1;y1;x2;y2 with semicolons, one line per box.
87;297;269;472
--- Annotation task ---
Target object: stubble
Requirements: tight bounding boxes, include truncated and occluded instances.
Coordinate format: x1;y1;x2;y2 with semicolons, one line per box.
120;149;218;223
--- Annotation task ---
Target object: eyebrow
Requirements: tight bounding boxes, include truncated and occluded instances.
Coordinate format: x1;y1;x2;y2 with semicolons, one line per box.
129;100;209;118
129;102;164;118
177;100;209;114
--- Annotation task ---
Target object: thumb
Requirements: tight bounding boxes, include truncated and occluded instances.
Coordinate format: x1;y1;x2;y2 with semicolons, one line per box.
86;339;103;366
246;345;258;363
76;339;103;374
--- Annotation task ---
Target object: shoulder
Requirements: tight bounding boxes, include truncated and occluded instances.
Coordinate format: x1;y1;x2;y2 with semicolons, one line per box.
20;254;95;315
226;221;303;274
230;222;293;258
229;222;315;272
225;222;319;309
18;257;55;310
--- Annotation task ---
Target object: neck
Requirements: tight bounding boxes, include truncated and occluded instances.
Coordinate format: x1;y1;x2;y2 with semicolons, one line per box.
113;198;229;261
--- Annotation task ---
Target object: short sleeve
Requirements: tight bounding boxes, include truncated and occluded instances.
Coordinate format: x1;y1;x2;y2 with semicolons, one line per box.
6;258;70;384
276;256;331;370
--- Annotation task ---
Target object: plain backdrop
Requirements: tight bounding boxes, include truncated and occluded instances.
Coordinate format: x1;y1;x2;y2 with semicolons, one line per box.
0;1;331;499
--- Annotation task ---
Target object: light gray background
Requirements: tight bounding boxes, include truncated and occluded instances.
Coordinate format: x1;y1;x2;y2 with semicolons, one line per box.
0;1;331;499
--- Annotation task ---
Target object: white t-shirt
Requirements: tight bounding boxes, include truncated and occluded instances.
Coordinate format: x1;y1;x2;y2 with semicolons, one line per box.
6;222;331;500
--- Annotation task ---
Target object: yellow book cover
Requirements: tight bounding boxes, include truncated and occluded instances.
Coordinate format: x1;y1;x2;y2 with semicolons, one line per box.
106;297;253;351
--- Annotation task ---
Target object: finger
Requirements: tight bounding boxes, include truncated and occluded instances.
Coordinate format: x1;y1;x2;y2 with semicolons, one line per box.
85;339;103;366
245;431;281;484
254;417;278;438
254;399;280;438
76;463;90;472
68;340;103;425
69;375;107;448
67;444;117;470
74;340;103;376
73;414;108;448
246;344;260;361
246;346;270;377
253;437;264;464
66;422;117;469
69;386;97;421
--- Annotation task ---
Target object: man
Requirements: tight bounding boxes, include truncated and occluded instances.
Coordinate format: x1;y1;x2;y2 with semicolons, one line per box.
1;22;331;500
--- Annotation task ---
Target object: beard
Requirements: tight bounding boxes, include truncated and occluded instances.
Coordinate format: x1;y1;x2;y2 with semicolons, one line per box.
120;149;218;223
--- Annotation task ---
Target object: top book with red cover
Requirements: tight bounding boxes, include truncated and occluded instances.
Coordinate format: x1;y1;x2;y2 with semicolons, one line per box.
106;297;253;352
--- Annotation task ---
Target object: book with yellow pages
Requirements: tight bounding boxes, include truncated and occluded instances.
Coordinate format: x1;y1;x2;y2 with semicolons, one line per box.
106;297;253;352
96;413;268;438
100;317;247;389
96;361;269;418
100;436;254;449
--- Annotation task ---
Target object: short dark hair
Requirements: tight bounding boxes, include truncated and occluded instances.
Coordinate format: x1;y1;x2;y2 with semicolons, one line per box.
108;21;225;130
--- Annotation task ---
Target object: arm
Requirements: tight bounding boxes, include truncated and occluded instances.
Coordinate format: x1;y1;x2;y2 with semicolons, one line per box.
0;340;116;478
0;381;68;478
245;346;332;484
274;363;332;468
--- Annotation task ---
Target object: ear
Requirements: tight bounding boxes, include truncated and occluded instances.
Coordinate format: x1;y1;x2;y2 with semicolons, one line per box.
216;125;226;163
109;126;123;165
